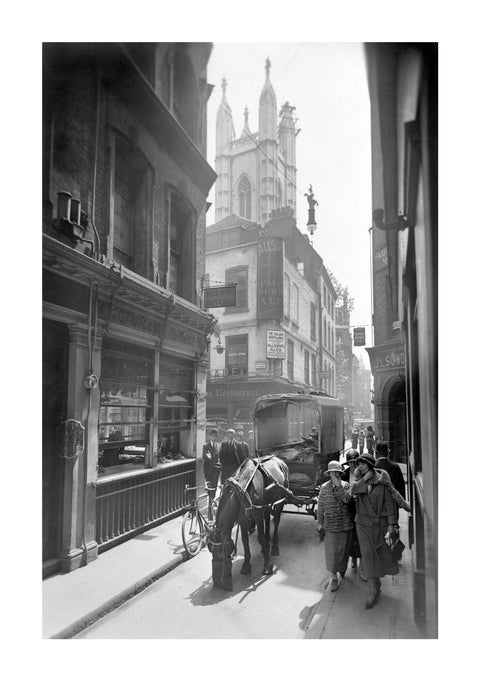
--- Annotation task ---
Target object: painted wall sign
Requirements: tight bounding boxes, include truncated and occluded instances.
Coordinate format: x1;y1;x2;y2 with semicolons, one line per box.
266;329;286;358
374;350;405;371
204;285;237;308
257;237;284;321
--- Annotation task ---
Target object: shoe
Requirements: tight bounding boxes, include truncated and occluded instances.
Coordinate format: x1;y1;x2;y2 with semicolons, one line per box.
365;594;377;609
330;577;339;592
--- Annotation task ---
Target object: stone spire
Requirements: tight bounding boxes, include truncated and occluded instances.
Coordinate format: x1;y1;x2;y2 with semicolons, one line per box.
240;105;251;138
259;57;277;141
216;76;235;155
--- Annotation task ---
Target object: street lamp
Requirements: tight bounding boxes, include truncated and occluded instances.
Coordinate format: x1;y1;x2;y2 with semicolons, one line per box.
215;338;225;355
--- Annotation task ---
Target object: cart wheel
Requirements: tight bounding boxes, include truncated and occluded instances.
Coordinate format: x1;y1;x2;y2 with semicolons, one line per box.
182;509;204;556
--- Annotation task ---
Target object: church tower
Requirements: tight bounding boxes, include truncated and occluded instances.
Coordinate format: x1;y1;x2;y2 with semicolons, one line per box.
215;78;235;222
214;58;298;227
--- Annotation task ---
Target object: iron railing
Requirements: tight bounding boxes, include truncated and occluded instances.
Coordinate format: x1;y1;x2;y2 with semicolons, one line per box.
95;461;195;549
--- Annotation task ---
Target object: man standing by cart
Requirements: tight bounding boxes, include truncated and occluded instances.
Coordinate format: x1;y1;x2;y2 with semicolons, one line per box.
219;428;246;484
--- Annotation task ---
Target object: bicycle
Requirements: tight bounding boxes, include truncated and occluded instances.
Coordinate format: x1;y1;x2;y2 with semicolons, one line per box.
181;484;217;557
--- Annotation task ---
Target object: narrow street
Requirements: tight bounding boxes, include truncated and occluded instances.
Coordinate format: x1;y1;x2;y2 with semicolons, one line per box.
76;510;330;639
75;506;417;639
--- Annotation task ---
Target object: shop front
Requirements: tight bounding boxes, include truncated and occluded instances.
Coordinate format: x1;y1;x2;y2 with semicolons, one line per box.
43;235;215;573
206;379;295;435
366;341;407;464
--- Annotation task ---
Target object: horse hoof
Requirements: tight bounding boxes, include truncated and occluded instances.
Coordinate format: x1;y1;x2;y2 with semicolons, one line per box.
263;565;274;576
240;564;252;575
271;546;279;556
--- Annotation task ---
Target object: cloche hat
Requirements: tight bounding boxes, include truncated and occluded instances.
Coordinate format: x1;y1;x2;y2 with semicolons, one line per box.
356;452;376;468
324;460;343;476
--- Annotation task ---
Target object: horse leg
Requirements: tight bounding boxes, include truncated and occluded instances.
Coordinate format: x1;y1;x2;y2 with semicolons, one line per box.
239;519;252;574
270;504;283;556
256;510;273;576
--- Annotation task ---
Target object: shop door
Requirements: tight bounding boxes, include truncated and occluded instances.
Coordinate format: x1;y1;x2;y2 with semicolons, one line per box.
388;379;407;464
43;320;68;562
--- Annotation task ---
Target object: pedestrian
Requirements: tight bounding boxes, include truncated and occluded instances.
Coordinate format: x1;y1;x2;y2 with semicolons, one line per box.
219;428;246;484
365;426;376;454
202;428;220;509
317;460;353;592
235;430;250;460
351;453;397;609
374;441;405;498
246;429;255;457
341;449;362;570
374;441;411;517
358;430;365;454
351;429;359;450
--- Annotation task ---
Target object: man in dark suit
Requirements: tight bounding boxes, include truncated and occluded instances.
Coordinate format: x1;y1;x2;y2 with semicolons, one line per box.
374;441;405;499
202;428;220;505
236;430;250;460
219;428;245;484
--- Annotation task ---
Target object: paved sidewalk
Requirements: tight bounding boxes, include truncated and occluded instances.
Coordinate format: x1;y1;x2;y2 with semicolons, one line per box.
43;514;187;639
43;492;423;639
303;509;425;638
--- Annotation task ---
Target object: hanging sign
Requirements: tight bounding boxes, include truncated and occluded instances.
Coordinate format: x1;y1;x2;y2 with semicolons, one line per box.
353;327;366;346
204;285;237;308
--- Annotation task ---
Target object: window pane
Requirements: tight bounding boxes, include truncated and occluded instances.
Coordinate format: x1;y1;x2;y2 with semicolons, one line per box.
226;334;248;376
98;341;153;473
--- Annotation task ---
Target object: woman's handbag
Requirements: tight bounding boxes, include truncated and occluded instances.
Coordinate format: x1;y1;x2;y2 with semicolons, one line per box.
389;529;405;562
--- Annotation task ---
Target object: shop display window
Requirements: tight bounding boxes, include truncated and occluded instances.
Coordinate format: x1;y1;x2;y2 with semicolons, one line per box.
98;340;153;475
157;356;195;463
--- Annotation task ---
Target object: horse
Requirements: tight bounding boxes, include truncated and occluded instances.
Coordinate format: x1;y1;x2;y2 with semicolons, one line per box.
210;455;291;591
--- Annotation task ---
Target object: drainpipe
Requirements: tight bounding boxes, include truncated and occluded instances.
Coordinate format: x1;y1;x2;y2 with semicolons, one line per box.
90;65;102;260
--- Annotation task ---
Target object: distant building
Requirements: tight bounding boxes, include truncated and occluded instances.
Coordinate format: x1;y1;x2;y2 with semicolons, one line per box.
43;43;216;575
205;209;336;433
215;58;298;226
206;60;338;433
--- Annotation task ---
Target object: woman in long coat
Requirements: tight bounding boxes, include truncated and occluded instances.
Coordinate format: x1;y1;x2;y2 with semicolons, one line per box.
351;453;397;609
317;460;353;592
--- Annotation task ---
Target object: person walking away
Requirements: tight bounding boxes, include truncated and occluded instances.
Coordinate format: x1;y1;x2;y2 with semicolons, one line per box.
317;460;353;592
365;426;375;454
341;449;362;570
374;441;405;498
358;430;365;454
351;429;359;451
235;430;250;461
246;430;255;457
351;453;397;609
219;428;246;484
202;428;220;512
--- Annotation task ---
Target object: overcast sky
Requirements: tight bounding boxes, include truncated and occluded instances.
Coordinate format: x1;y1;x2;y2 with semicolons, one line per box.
206;42;373;362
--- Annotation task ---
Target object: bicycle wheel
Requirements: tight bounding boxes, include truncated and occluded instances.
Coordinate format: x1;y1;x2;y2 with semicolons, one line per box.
182;509;205;556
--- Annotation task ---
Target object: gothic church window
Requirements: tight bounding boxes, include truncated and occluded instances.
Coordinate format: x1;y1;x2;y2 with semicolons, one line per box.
238;177;252;219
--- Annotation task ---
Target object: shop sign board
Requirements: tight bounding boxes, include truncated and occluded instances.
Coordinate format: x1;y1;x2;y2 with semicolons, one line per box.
204;285;237;308
353;327;366;346
318;370;331;379
266;329;286;359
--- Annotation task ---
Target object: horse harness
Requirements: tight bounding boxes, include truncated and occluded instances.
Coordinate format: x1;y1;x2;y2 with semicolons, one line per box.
222;456;292;519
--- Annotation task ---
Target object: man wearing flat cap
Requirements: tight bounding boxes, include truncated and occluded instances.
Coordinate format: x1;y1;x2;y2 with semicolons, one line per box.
219;428;246;484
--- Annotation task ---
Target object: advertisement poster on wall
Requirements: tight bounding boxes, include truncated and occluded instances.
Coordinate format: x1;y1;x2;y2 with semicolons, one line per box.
257;237;284;321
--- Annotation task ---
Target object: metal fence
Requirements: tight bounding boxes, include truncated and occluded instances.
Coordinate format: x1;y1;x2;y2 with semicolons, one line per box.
95;462;195;549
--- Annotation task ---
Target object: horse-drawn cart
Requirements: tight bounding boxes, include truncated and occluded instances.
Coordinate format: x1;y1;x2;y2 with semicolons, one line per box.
253;392;344;516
